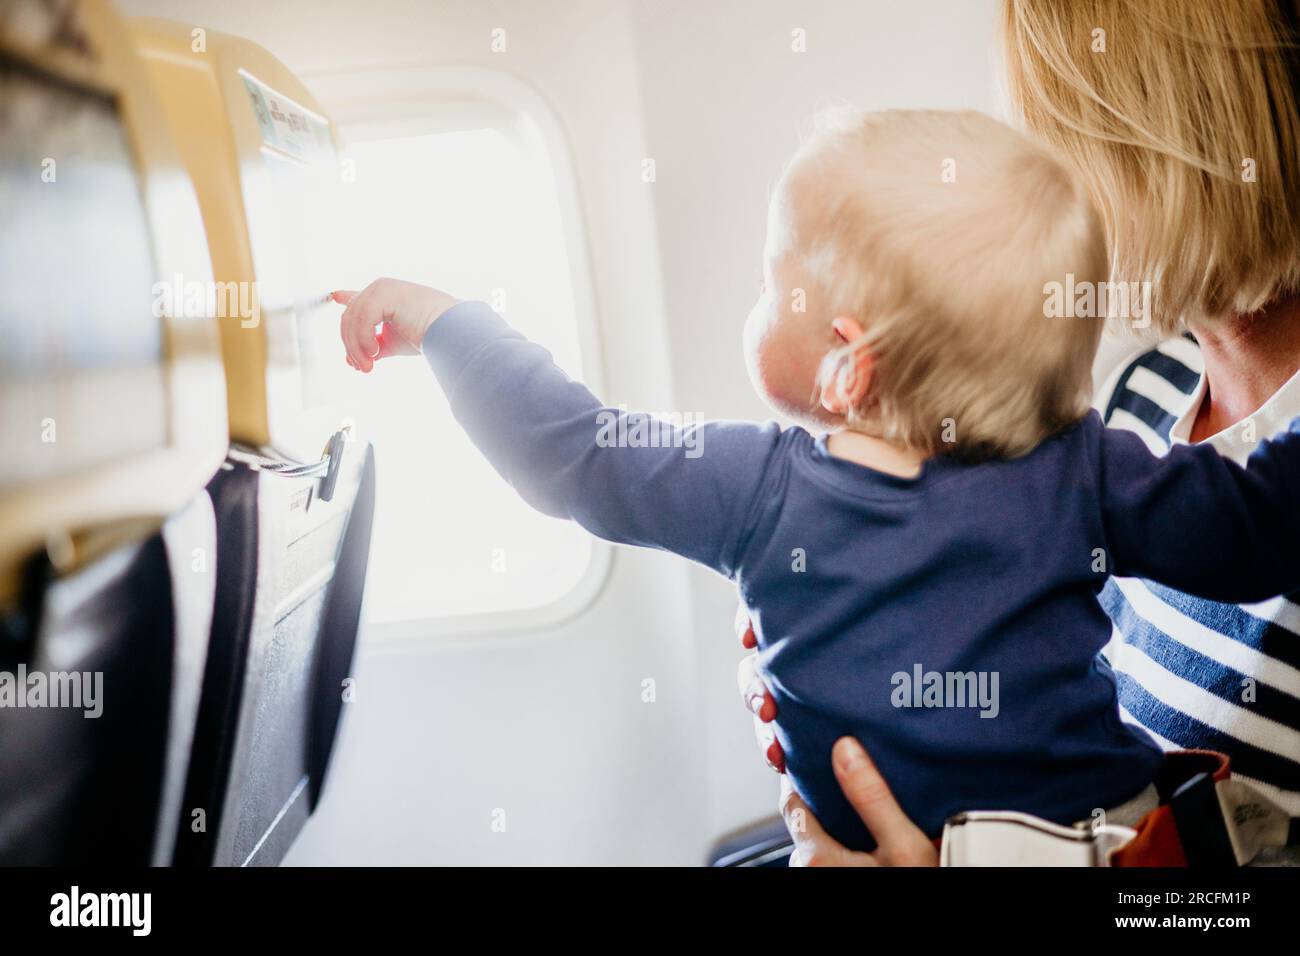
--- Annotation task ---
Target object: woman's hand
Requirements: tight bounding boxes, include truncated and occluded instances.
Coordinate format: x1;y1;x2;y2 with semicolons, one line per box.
735;606;937;866
735;605;785;772
782;738;938;867
334;278;461;372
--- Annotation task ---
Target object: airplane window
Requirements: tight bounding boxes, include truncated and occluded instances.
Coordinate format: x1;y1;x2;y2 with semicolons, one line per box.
334;125;594;624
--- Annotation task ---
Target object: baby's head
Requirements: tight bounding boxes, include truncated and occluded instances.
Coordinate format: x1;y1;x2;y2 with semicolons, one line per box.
744;109;1107;459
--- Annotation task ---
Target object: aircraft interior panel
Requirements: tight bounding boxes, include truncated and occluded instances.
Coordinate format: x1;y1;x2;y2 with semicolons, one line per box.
130;16;372;867
0;0;226;866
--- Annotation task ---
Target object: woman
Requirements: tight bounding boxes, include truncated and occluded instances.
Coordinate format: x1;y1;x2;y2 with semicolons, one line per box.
738;0;1300;866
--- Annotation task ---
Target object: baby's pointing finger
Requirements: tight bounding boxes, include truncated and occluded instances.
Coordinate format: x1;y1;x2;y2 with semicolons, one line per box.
341;291;377;372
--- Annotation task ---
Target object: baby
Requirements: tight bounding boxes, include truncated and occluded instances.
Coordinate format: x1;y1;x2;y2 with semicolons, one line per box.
336;109;1300;849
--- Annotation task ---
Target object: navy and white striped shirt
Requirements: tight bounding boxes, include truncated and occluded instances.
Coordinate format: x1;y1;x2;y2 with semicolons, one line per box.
1098;337;1300;816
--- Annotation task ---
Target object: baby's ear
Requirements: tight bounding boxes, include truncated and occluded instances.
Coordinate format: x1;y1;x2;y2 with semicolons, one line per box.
820;317;874;415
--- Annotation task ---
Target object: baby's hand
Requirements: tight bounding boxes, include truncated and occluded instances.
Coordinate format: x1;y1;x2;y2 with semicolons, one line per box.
334;278;461;373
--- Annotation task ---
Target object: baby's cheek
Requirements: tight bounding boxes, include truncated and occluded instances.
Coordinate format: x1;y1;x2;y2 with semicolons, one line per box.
743;301;827;422
742;324;780;397
741;307;773;385
756;349;811;417
761;354;802;406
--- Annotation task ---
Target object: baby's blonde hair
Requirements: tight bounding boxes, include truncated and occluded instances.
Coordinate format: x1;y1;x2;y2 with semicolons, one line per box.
792;109;1107;460
1002;0;1300;333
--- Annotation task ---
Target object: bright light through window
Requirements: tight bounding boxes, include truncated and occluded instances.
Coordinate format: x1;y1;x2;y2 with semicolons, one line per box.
333;125;593;623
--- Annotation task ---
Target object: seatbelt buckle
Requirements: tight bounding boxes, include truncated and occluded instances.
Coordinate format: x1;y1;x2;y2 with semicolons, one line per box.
940;810;1136;867
316;427;350;503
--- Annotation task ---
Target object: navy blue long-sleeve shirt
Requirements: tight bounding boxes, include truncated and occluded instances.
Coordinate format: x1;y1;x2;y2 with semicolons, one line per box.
423;302;1300;848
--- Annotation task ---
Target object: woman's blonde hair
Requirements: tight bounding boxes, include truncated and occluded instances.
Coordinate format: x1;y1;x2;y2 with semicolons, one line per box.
1002;0;1300;333
796;109;1108;460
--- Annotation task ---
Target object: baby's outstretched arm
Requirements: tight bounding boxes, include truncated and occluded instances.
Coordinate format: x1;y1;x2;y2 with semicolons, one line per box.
338;278;781;576
1096;419;1300;602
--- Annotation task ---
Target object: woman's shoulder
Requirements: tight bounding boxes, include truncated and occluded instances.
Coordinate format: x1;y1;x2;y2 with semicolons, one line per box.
1094;335;1203;446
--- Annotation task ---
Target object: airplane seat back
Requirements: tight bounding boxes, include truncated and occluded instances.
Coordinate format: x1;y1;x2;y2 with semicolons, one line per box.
0;0;227;864
129;18;374;867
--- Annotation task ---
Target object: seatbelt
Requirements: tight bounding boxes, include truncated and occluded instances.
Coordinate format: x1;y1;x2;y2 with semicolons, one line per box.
940;750;1299;867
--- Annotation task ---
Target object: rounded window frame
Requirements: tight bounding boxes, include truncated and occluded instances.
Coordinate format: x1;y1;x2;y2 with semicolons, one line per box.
304;65;612;641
